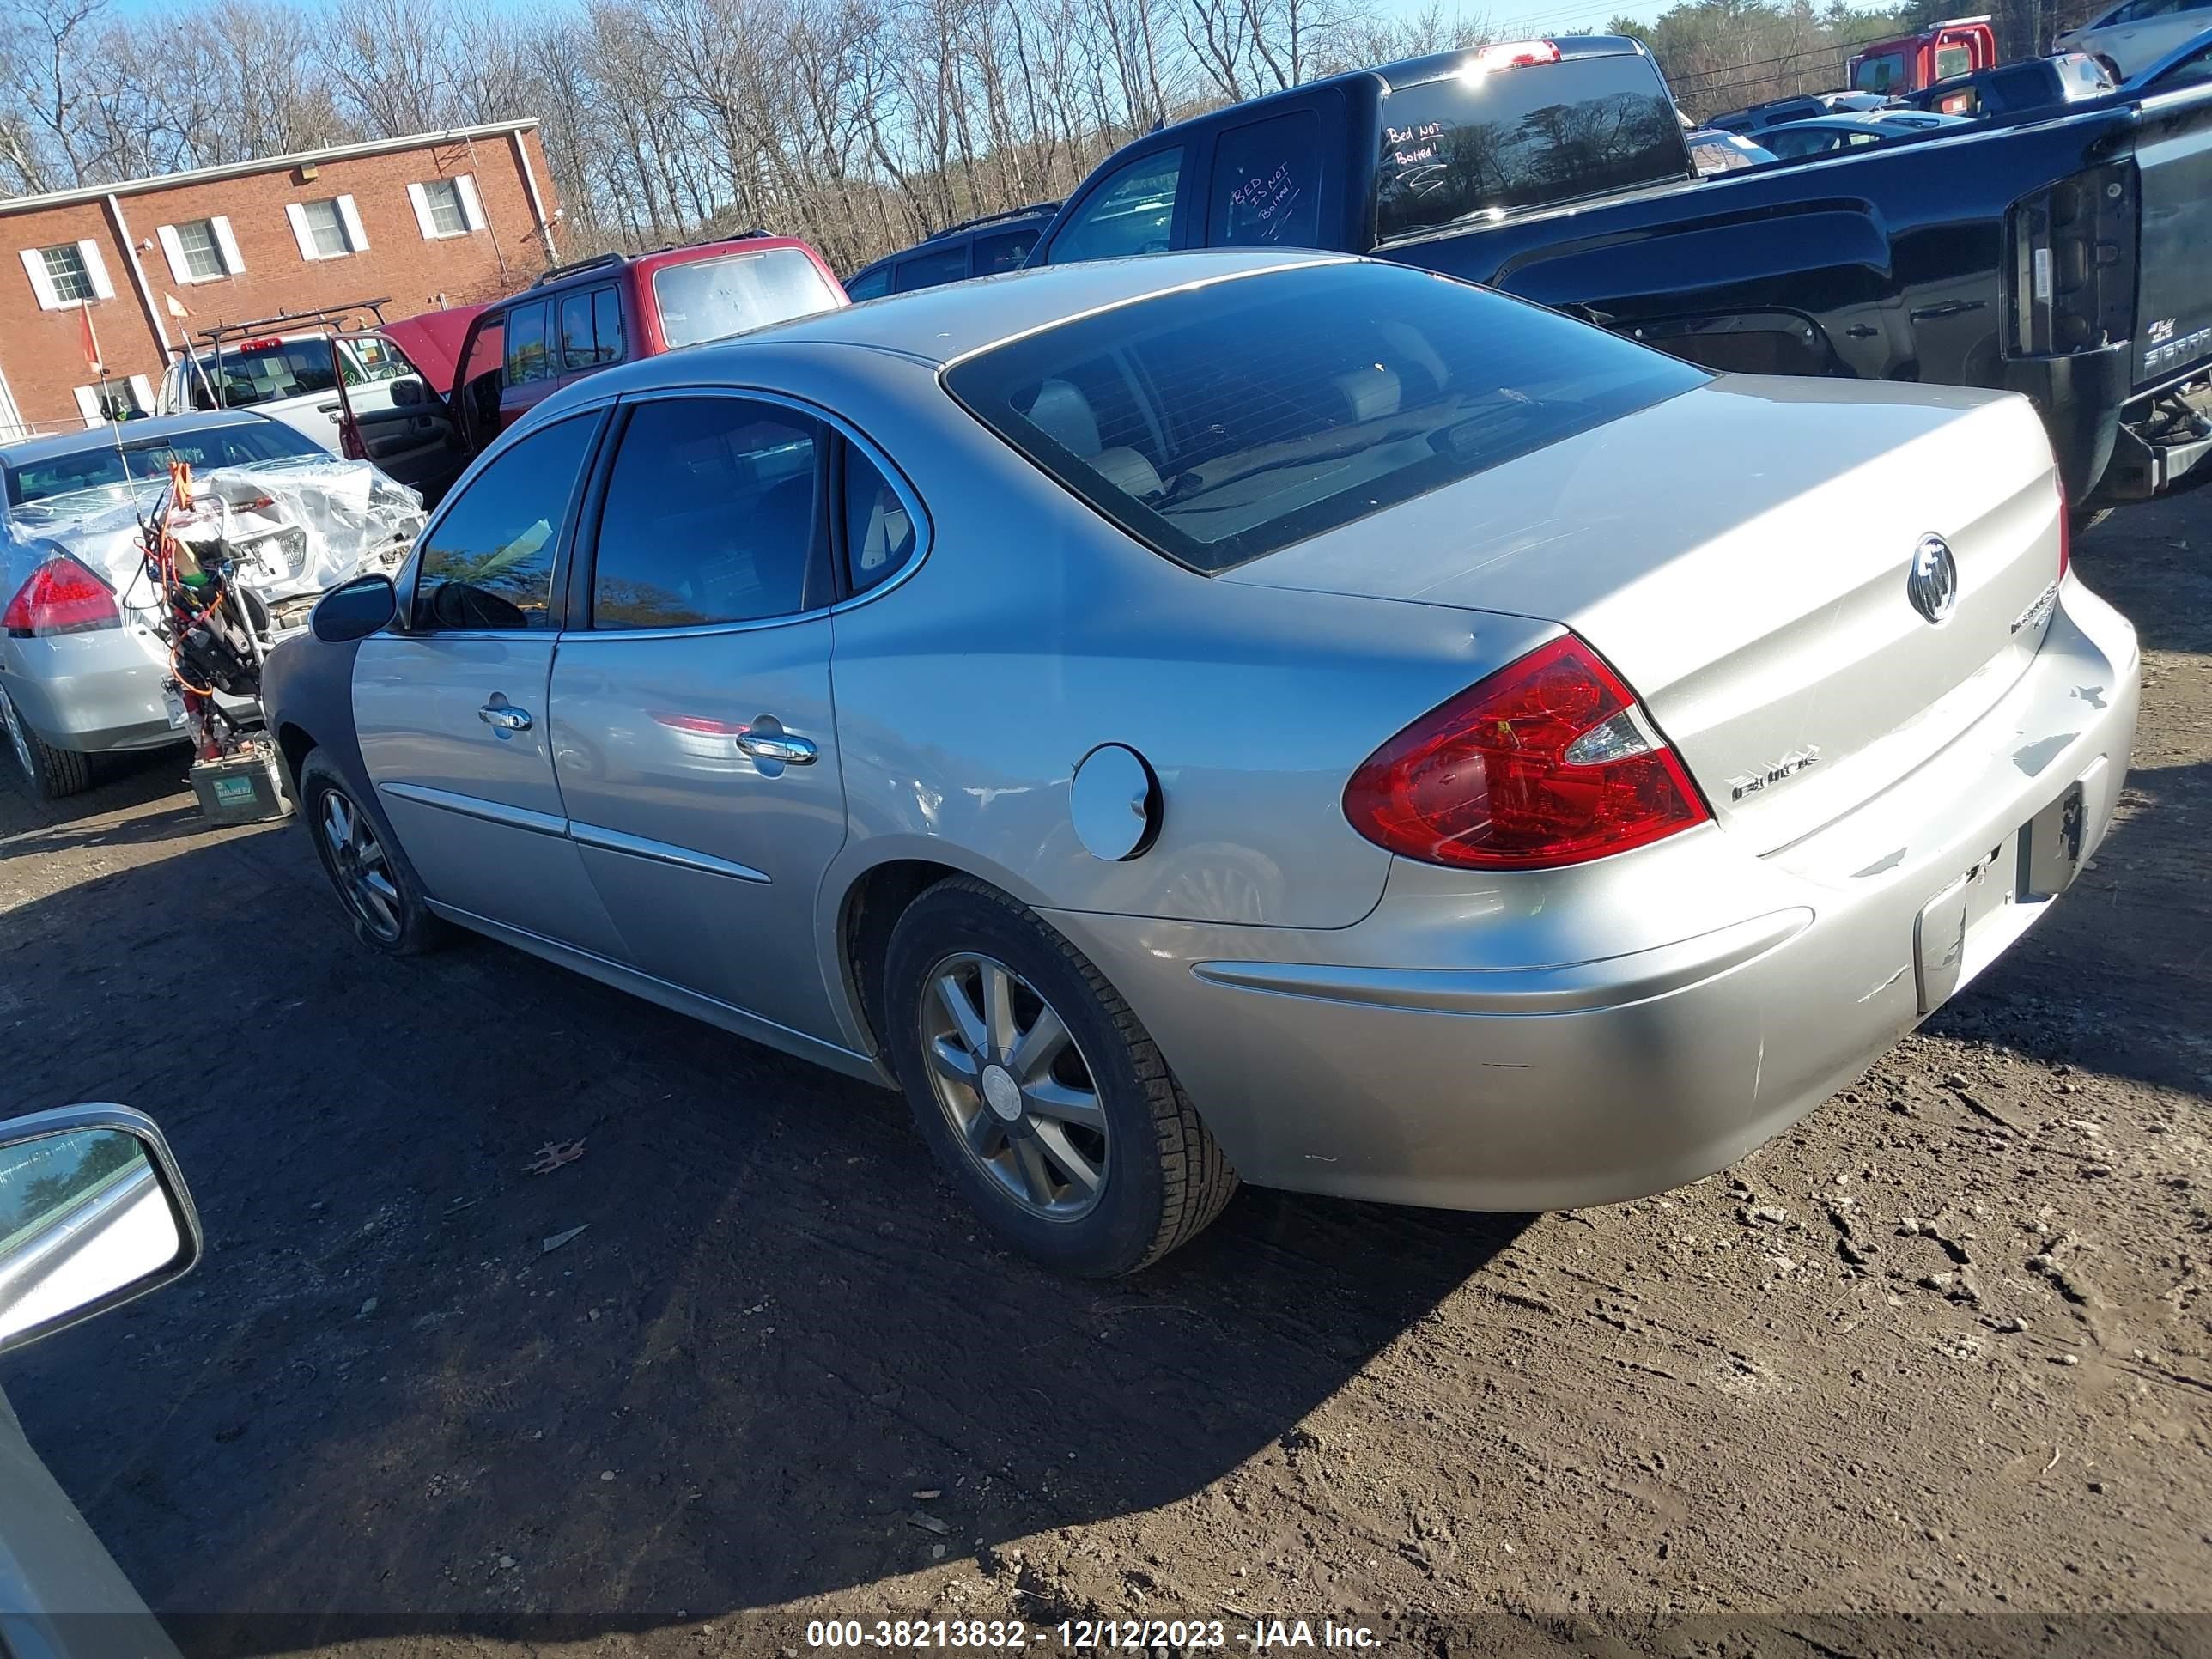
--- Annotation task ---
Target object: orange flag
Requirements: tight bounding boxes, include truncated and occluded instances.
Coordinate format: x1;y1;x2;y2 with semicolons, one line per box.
78;302;103;374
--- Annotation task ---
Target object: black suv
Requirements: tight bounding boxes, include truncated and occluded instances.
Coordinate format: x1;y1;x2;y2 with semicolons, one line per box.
844;202;1059;299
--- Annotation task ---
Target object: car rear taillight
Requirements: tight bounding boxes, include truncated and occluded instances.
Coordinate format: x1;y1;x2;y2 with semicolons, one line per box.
2057;476;2072;580
2007;163;2136;357
1343;635;1710;871
3;554;121;637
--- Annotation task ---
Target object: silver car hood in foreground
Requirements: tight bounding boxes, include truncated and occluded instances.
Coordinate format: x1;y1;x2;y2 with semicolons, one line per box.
1226;374;2069;854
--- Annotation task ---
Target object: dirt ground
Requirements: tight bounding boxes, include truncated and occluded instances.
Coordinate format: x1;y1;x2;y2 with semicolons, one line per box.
0;492;2207;1659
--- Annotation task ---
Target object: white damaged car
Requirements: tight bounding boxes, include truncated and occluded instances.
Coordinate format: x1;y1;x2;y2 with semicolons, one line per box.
0;411;423;798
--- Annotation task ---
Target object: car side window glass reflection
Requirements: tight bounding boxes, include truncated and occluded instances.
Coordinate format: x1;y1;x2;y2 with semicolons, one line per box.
843;448;917;594
412;414;599;630
1046;148;1182;264
591;398;823;629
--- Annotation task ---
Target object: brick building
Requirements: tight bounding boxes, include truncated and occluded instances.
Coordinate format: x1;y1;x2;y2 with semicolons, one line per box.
0;120;559;437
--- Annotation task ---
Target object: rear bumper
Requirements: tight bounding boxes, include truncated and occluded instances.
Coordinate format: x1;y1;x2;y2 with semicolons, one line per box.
1048;580;2140;1211
0;629;181;754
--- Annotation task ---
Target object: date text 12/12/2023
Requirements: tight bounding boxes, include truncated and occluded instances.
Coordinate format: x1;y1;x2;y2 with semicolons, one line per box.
803;1618;1386;1650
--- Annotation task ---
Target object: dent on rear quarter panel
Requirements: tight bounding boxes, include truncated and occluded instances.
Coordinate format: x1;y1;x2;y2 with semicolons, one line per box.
793;344;1559;931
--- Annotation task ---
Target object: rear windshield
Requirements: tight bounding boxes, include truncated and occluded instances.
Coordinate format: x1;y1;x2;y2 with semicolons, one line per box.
1375;53;1684;240
182;337;422;411
943;261;1706;574
4;421;324;508
652;248;841;349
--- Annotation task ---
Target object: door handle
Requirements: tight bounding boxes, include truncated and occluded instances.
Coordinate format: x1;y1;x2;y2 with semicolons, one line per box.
478;702;532;732
735;728;816;764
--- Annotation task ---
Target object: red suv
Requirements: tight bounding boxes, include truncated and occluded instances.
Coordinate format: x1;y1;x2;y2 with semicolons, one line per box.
348;233;848;497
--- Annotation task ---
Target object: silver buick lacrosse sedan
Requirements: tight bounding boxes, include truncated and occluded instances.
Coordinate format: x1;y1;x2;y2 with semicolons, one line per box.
264;251;2138;1274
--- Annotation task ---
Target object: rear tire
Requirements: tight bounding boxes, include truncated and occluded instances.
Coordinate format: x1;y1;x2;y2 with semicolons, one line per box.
298;750;446;956
0;682;91;799
883;876;1237;1276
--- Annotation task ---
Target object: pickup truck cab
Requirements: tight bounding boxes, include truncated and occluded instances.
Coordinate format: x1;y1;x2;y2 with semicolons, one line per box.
1846;15;2000;95
1905;52;2118;116
155;331;432;456
1026;34;2212;507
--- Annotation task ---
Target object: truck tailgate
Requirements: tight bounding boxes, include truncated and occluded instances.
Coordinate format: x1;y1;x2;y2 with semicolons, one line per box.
2133;83;2212;391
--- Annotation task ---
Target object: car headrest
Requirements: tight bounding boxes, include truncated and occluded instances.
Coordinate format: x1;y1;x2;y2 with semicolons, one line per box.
1024;378;1103;456
1089;446;1164;502
1331;364;1403;423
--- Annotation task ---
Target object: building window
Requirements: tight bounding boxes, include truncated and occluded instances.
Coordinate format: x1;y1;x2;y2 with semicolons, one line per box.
173;220;224;280
72;376;155;428
18;240;114;310
303;198;349;257
42;245;94;302
408;174;485;240
287;195;368;261
156;216;244;284
426;179;466;236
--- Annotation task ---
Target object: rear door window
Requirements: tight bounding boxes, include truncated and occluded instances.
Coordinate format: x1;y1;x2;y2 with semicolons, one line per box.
651;249;840;349
970;227;1038;274
895;244;969;291
592;286;624;362
1208;110;1324;247
1044;148;1183;264
556;286;623;370
589;398;823;627
845;265;893;300
944;261;1706;574
504;303;550;386
559;292;595;370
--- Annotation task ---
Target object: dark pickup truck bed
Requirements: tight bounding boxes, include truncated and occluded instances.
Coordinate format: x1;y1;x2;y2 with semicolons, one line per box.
1024;38;2212;506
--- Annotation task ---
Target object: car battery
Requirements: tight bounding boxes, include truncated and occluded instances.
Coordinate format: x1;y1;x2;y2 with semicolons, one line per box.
189;744;293;826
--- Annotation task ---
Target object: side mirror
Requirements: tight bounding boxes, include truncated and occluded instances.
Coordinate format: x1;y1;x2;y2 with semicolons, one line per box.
0;1106;200;1357
392;376;425;407
313;572;397;643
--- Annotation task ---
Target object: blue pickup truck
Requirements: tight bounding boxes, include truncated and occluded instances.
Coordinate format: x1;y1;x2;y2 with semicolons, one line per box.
1025;36;2212;508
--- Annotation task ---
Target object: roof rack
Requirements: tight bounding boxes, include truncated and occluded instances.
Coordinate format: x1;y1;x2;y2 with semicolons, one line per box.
922;200;1060;242
529;228;776;287
531;251;626;287
185;297;393;348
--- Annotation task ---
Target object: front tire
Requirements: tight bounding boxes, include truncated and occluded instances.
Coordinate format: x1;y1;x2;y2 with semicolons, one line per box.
883;876;1237;1276
0;682;91;800
298;750;445;956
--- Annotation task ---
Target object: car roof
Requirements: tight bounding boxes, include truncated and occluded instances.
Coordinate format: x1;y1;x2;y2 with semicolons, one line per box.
2132;24;2212;82
0;410;276;465
851;204;1061;281
565;249;1353;381
497;234;829;308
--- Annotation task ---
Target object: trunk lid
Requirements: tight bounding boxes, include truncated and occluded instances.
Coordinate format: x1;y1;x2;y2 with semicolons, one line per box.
1222;374;2067;854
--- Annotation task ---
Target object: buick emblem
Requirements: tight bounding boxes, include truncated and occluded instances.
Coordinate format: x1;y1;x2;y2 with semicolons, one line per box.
1908;533;1959;624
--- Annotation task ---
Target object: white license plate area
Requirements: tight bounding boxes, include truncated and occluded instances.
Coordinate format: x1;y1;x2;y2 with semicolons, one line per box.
1912;784;2084;1017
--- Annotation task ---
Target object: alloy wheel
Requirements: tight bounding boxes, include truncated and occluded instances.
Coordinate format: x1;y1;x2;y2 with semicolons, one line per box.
319;787;403;943
918;951;1110;1220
